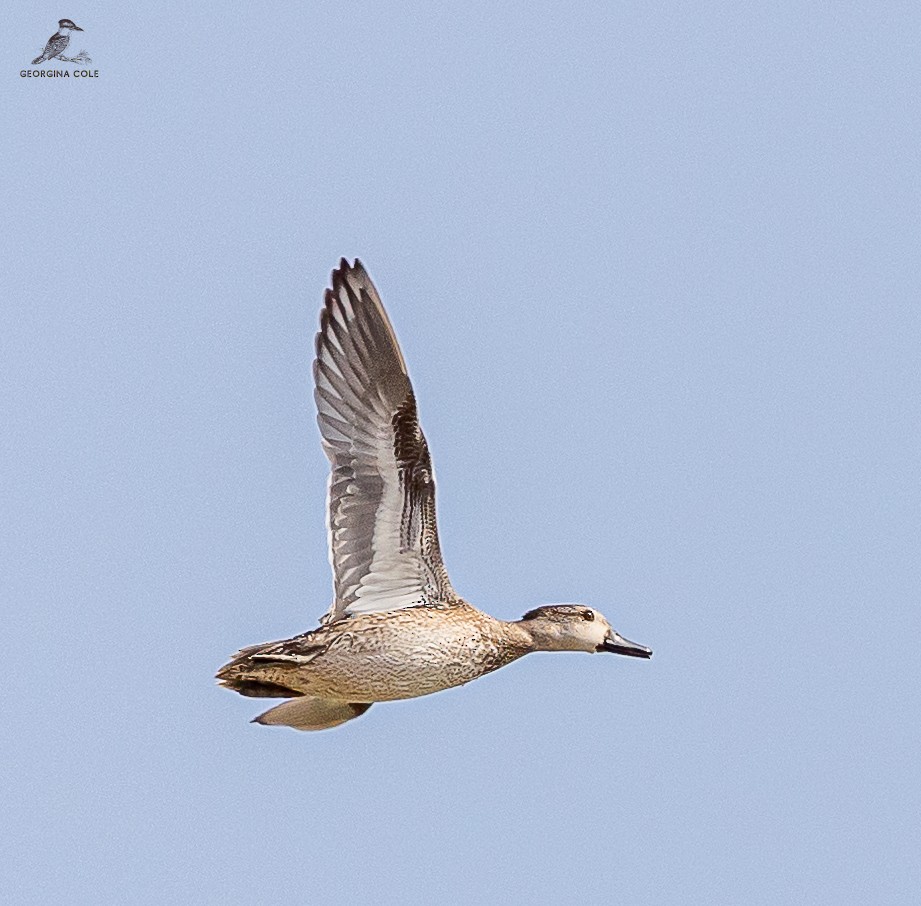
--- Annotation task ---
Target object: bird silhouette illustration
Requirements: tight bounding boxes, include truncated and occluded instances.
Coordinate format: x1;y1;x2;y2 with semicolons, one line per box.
32;19;84;65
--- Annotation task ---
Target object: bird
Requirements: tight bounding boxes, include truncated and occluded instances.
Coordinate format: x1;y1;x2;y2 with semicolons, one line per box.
216;259;651;731
32;19;83;65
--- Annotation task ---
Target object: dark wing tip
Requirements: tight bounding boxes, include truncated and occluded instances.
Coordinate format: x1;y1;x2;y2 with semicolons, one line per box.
315;255;411;395
327;258;353;294
330;257;372;288
327;259;365;307
333;257;366;280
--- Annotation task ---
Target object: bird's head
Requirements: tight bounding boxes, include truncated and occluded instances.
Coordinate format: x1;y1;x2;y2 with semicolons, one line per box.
518;604;652;657
58;19;83;32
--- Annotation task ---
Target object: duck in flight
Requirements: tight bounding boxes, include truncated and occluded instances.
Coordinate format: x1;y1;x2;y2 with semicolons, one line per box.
217;259;651;730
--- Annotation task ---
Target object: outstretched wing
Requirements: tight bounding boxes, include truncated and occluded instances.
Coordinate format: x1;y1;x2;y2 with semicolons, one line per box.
314;259;458;622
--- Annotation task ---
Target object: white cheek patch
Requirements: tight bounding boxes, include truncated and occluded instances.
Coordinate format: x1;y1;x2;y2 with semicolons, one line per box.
588;621;610;649
585;612;615;649
567;617;611;651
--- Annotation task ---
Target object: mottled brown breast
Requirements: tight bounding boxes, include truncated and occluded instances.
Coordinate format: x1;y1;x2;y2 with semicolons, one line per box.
288;605;531;702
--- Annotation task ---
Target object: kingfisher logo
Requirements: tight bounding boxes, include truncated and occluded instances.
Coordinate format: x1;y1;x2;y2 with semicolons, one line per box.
32;18;90;64
22;18;97;78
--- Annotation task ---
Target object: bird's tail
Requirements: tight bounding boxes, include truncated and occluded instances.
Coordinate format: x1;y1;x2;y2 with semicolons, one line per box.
32;54;45;64
216;640;372;730
215;639;301;697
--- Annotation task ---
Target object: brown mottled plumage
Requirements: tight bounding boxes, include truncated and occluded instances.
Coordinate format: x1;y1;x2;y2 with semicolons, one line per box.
216;260;651;731
219;605;528;702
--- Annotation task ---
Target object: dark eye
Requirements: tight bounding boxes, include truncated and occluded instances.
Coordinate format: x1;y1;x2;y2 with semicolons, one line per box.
582;609;594;621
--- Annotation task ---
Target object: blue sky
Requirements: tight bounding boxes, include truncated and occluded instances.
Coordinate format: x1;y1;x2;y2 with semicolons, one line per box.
3;3;920;904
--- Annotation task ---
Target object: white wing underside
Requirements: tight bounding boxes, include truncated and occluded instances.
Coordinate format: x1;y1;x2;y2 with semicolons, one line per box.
314;260;457;623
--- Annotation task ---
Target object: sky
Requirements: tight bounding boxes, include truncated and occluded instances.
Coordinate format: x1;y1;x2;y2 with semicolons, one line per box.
3;3;920;904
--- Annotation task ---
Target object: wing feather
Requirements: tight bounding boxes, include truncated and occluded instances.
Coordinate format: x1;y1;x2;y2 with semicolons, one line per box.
314;259;457;622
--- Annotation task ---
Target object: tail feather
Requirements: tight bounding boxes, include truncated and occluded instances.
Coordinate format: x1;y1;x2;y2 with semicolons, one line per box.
220;679;303;698
216;633;366;729
216;637;301;696
216;632;326;692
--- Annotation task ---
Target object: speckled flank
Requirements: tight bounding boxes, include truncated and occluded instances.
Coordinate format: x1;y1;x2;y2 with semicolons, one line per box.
218;604;534;703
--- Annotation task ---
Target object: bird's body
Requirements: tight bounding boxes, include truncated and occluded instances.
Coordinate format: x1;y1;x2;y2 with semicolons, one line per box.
217;259;651;730
32;19;83;65
220;604;531;704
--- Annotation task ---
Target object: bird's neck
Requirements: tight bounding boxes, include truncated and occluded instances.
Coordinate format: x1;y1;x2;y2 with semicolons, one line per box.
507;618;580;652
501;618;548;653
